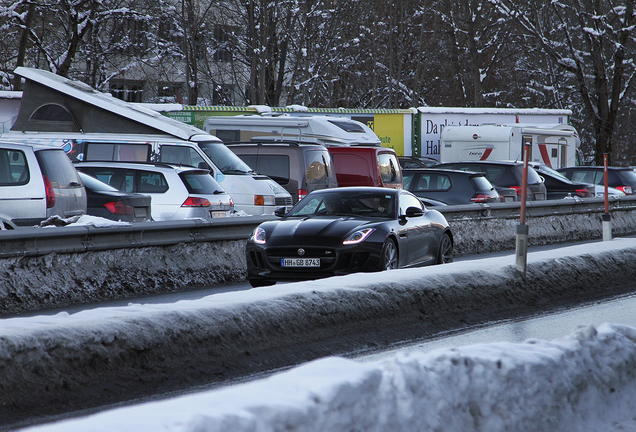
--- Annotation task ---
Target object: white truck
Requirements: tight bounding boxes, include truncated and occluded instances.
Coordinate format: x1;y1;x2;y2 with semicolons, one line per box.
439;123;581;169
417;107;580;167
202;113;382;146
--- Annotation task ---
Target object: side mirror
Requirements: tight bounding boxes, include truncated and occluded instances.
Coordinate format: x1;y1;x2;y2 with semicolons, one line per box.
274;207;287;217
405;206;424;218
198;161;211;170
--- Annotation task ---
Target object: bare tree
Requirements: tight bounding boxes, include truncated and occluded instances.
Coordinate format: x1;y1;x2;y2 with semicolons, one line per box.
492;0;636;165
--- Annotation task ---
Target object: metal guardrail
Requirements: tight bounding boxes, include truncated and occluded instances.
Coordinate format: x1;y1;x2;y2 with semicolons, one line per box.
2;196;636;259
0;216;276;258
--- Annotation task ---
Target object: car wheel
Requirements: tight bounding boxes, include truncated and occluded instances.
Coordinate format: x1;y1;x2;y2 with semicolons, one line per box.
380;238;398;270
249;278;276;288
437;233;453;264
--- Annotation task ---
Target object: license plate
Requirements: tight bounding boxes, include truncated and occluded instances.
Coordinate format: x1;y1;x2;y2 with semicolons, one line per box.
281;258;320;267
210;211;227;218
134;208;147;217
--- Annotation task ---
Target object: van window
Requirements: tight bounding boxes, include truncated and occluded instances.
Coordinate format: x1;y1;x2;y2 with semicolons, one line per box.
161;145;206;168
30;104;74;122
378;153;401;185
0;149;29;185
247;154;290;183
304;151;329;184
215;130;240;143
35;149;82;188
85;143;149;162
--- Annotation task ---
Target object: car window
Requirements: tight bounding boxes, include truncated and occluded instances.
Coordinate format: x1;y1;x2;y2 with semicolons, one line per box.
138;171;169;193
35;149;82;188
471;175;494;191
570;170;598;184
416;173;451;191
180;172;224;194
402;172;415;189
77;172;120;192
378;153;402;184
617;169;636;185
0;148;29;185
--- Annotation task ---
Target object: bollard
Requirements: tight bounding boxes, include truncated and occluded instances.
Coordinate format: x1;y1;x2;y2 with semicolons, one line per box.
515;223;529;275
602;213;612;241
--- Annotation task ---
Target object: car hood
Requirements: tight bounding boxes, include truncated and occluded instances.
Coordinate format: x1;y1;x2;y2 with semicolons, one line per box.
262;216;382;244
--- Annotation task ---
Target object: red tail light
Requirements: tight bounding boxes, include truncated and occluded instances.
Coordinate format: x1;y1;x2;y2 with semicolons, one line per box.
470;193;492;203
104;201;135;215
298;189;308;201
43;175;55;208
182;197;211;207
616;186;633;195
575;189;592;198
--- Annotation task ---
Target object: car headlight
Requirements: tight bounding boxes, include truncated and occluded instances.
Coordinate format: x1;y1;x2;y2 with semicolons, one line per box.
343;228;375;245
251;226;267;244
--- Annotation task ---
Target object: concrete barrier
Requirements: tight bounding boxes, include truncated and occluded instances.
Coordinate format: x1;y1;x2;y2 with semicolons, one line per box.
1;196;636;315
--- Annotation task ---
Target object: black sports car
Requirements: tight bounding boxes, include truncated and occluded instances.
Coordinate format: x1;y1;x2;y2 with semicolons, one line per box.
246;187;453;287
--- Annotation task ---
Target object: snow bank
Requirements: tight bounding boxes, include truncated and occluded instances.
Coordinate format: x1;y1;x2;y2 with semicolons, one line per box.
19;323;636;432
4;238;636;429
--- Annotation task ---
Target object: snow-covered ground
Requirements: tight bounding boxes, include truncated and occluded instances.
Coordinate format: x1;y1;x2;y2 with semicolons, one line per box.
18;324;636;432
6;236;636;432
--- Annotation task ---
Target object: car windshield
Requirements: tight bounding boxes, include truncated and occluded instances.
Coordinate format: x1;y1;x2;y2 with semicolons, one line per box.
536;164;571;182
198;142;254;174
287;191;396;218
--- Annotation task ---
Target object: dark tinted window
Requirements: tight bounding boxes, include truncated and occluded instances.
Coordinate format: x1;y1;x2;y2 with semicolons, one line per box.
617;169;636;186
161;145;206;168
328;120;365;133
470;175;494;191
0;149;29;185
35;149;81;188
30;104;73;122
138;171;168;193
180;172;224;194
215;130;240;143
255;155;290;180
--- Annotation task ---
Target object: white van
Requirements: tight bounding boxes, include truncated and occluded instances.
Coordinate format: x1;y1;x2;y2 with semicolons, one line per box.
2;67;292;215
203;114;382;146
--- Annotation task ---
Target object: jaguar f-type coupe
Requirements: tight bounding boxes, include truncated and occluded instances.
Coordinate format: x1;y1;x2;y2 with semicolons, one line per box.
246;187;453;287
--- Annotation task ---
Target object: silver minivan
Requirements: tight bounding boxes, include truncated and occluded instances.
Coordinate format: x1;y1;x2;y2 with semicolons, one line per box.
0;142;86;229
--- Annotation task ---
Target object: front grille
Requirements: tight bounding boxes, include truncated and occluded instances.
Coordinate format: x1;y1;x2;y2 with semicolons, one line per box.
267;247;335;258
276;196;293;206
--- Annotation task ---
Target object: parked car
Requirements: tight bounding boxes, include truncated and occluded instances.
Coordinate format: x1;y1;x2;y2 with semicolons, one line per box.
246;187;453;287
435;161;547;201
227;141;338;203
398;156;439;169
527;163;594;200
402;168;500;205
74;162;234;222
327;146;403;189
0;142;86;229
557;166;636;195
78;171;152;222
